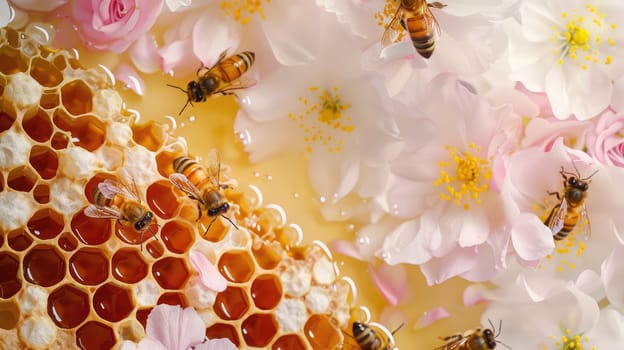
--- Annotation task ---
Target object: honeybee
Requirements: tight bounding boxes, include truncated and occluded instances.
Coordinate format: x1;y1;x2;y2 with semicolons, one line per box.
84;178;158;250
435;321;510;350
167;50;256;115
168;153;238;234
544;164;598;241
381;0;446;59
345;321;402;350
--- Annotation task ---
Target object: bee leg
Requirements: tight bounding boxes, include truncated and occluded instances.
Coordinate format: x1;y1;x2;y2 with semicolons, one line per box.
196;202;203;221
429;1;447;8
547;191;561;200
400;18;407;31
439;334;463;342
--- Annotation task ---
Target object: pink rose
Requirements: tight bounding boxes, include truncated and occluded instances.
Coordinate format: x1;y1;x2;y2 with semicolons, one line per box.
586;109;624;167
72;0;164;53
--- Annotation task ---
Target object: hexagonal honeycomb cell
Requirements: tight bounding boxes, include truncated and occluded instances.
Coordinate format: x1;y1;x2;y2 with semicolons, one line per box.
0;27;391;350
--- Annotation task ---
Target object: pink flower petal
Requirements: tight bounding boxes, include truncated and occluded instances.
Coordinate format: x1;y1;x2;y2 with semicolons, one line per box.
601;246;624;307
463;284;490;307
191;13;240;67
190;250;227;292
414;307;450;329
330;239;362;260
115;63;146;96
510;213;554;261
11;0;66;11
193;338;238;350
368;263;407;306
129;33;160;73
575;269;601;295
145;304;206;350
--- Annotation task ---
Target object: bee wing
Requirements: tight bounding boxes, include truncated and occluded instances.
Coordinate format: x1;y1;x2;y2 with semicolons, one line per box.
99;179;138;200
549;197;568;235
218;77;258;95
169;173;202;201
381;7;404;48
580;204;591;240
203;149;222;188
423;3;442;37
84;204;122;220
433;336;469;350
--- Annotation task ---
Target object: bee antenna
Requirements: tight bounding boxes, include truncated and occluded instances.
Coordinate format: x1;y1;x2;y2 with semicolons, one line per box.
222;215;239;230
497;340;512;349
583;169;599;181
167;83;187;93
204;217;217;236
391;323;405;335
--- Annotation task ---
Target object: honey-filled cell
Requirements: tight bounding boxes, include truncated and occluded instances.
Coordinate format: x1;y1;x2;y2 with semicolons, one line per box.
157;293;188;307
93;283;134;323
213;286;250;321
146;240;165;259
22;244;66;287
0;110;15;133
206;323;240;347
114;220;158;248
135;308;152;329
47;284;90;329
146;180;179;219
53;54;67;71
160;220;194;254
111;248;148;284
50;132;70;150
29;145;58;179
53;111;106;151
272;334;307;350
0;300;20;330
27;207;64;240
84;172;116;203
152;257;190;290
7;229;33;251
76;321;117;350
30;56;63;87
131;120;166;152
198;215;229;243
0;251;21;298
58;232;78;251
304;315;343;350
252;241;282;270
22;108;53;142
7;165;38;192
40;92;60;109
69;247;109;285
33;183;50;204
60;79;93;115
71;208;112;245
241;313;278;347
155;150;178;178
218;250;255;283
251;274;282;310
0;45;28;75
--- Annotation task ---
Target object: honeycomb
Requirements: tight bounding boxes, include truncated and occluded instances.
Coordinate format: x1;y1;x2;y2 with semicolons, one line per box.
0;27;393;349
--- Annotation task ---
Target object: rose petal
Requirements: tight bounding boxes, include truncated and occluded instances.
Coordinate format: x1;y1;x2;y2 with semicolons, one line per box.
414;307;450;329
189;250;227;292
368;263;407;306
145;304;206;350
330;239;362;260
115;63;146;96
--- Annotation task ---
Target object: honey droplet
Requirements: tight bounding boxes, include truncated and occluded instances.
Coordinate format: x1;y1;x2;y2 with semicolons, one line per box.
304;314;342;350
76;321;117;350
160;220;195;254
0;300;19;330
206;323;240;347
29;145;58;179
213;286;250;320
152;257;190;289
93;283;134;323
47;284;90;329
27;207;64;240
60;79;93;115
241;313;278;347
251;274;282;310
112;248;148;284
33;183;50;204
272;334;307;350
131;121;166;152
69;247;109;285
22;108;53;142
71;208;112;245
0;252;21;298
146;180;179;219
218;250;255;283
23;244;66;287
58;232;78;251
7;228;33;251
157;292;188;307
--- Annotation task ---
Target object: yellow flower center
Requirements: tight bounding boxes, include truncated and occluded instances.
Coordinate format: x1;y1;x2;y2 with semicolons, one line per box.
552;4;617;69
288;87;355;153
433;143;492;210
543;329;594;350
221;0;271;24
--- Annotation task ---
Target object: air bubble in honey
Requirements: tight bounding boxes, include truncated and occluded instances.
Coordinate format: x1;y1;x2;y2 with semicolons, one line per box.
60;79;93;115
157;292;188;307
33;183;50;203
69;248;109;285
30;56;63;87
58;232;78;251
47;284;90;328
206;323;240;347
29;145;58;179
50;131;69;149
0;300;19;329
76;321;117;350
111;248;148;284
242;313;278;347
0;45;28;74
7;165;37;192
0;252;21;298
7;229;33;251
213;286;250;321
27;207;64;240
146;180;179;219
251;274;282;310
152;257;190;289
22;108;53;142
272;334;307;350
160;220;194;254
71;209;112;245
304;314;342;350
131;121;166;152
93;283;134;322
23;244;66;287
218;250;255;283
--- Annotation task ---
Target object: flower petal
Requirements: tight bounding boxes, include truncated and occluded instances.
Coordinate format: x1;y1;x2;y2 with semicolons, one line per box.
192;13;240;67
510;212;554;261
145;304;206;350
129;33;160;73
115;63;146;96
414;307;450;329
193;338;238;350
601;246;624;307
330;239;362;260
189;250;227;292
11;0;66;11
368;263;407;306
0;0;10;28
